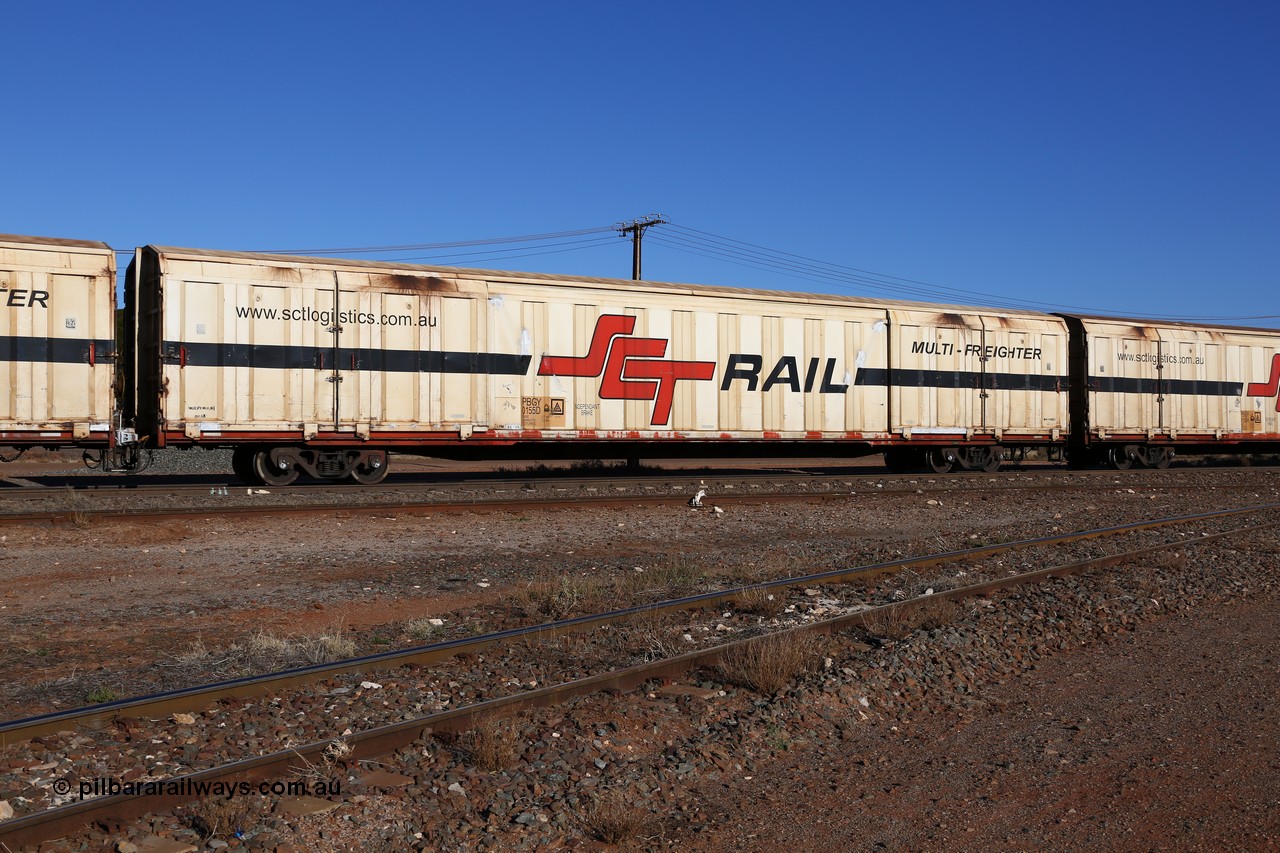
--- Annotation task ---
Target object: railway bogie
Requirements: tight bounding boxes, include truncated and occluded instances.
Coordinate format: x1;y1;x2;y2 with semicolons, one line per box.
228;445;391;485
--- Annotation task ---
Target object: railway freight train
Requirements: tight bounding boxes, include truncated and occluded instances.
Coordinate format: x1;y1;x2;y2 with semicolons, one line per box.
2;233;1278;484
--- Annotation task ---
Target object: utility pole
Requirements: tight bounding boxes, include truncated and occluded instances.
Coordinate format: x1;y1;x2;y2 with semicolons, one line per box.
615;215;667;280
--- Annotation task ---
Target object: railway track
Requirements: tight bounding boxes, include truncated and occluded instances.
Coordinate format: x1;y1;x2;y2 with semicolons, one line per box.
1;502;1275;849
0;464;1262;525
1;459;1270;496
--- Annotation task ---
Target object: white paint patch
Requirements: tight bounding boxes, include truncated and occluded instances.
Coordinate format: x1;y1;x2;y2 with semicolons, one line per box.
519;329;531;356
488;296;505;309
846;349;866;387
872;320;887;333
200;422;223;432
910;427;967;435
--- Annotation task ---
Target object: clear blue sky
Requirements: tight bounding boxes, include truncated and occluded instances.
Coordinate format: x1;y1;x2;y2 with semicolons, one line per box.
5;2;1277;324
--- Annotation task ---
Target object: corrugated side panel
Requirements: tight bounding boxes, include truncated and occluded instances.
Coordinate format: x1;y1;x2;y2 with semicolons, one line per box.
981;314;1070;435
156;255;508;438
888;309;1069;437
1082;318;1280;437
492;282;890;439
0;240;114;437
158;257;338;436
150;251;1102;445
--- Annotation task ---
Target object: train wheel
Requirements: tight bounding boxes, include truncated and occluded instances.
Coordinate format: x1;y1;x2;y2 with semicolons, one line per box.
925;449;954;474
253;450;300;486
232;447;262;485
981;449;1002;473
1149;448;1172;469
349;451;390;485
1107;447;1134;470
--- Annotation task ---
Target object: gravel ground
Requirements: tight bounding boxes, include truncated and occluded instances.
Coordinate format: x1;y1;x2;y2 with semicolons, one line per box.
0;461;1277;851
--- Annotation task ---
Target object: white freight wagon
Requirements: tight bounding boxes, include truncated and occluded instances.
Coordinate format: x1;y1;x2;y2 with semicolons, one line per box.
0;235;118;451
124;245;1072;482
1064;315;1280;467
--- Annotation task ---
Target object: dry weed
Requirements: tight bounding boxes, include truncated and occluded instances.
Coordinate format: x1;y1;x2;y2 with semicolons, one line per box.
859;602;913;641
722;551;810;586
718;631;818;695
62;486;91;528
1125;570;1163;600
580;789;647;844
862;595;960;639
732;585;784;617
596;610;686;663
515;573;611;620
624;557;702;597
182;795;258;839
913;596;961;631
404;618;443;642
465;714;521;771
234;627;357;671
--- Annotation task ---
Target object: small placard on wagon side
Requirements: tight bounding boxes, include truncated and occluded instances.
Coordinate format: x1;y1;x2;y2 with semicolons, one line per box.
522;396;566;429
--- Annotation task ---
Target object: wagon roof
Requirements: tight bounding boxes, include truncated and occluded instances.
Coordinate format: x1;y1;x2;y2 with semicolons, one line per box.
0;234;112;251
140;244;1059;320
1058;312;1280;336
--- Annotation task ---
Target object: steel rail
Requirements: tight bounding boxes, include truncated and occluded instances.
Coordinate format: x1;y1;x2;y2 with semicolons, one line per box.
0;461;1265;499
0;471;1226;525
3;502;1273;746
0;489;860;526
3;512;1273;850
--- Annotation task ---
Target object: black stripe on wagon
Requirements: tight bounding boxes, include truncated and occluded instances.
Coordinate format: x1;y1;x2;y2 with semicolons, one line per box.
0;336;116;364
855;368;1068;392
343;347;534;375
1089;376;1244;396
173;341;533;375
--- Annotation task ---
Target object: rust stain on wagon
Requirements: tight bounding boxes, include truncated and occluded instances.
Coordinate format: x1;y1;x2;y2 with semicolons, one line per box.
262;265;303;283
370;274;459;294
937;312;976;328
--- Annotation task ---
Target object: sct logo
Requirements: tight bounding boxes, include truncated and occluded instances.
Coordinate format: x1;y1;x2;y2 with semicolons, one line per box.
538;315;715;426
1246;354;1280;412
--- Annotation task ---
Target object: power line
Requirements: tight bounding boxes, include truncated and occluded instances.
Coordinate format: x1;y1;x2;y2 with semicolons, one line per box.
371;235;620;265
114;221;1275;325
648;231;1066;310
652;225;1278;324
657;226;1082;310
260;226;616;255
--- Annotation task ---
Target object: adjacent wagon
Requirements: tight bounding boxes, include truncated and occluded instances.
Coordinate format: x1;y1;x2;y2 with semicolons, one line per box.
0;235;124;459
